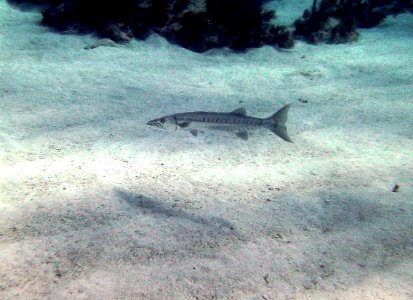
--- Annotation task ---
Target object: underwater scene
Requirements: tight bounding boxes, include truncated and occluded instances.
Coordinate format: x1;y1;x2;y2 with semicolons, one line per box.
0;0;412;299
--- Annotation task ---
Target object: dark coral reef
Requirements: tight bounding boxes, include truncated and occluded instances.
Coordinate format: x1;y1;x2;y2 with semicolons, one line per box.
7;0;294;52
6;0;413;51
168;0;294;51
294;0;413;44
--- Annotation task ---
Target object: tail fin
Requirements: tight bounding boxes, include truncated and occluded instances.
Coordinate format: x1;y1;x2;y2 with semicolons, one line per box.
266;104;293;143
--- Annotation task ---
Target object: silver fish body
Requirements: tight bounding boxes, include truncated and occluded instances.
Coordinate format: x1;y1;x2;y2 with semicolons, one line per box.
147;104;292;142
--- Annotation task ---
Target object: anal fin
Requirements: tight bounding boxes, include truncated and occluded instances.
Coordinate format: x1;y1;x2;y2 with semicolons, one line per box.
190;129;198;137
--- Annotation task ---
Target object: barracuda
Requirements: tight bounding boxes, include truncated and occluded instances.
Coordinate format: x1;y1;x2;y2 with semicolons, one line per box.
147;104;292;142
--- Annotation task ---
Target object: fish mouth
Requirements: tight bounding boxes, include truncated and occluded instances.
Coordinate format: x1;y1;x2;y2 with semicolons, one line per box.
147;120;162;129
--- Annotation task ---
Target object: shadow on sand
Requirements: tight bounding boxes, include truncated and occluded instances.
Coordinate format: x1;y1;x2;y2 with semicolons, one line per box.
115;188;235;231
1;185;412;297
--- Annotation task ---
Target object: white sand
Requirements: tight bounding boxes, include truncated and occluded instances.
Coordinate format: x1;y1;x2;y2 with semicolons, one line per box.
1;1;412;299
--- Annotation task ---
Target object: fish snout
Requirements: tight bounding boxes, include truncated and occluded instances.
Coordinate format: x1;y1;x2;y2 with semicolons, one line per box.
147;119;165;129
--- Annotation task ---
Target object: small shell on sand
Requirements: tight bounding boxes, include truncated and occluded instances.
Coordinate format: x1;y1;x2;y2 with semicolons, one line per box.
392;184;400;192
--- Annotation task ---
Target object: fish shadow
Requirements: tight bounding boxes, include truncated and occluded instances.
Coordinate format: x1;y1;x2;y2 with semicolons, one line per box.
115;188;236;232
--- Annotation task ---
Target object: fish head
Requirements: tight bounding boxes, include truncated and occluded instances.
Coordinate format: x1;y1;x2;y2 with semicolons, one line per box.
147;115;178;131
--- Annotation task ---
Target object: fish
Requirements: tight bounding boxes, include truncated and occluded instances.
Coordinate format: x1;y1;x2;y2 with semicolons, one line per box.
147;104;292;142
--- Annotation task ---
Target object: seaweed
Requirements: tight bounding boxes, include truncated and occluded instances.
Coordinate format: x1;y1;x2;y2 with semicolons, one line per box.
168;11;211;52
294;0;413;44
167;0;294;52
7;0;294;52
294;0;361;44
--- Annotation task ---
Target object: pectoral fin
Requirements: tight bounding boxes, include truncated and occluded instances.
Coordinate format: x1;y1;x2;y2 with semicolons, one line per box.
178;122;191;128
236;130;249;141
190;129;198;137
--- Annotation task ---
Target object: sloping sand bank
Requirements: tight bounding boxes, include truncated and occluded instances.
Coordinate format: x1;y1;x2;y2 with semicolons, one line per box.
1;2;412;299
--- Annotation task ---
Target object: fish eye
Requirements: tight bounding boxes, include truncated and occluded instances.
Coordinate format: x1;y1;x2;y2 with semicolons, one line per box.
160;118;165;124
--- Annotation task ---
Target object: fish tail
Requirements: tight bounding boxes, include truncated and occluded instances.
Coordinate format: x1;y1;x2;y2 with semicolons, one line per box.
265;104;293;142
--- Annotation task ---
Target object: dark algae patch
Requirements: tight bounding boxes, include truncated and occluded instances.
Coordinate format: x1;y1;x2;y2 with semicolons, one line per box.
7;0;294;51
7;0;413;50
294;0;413;44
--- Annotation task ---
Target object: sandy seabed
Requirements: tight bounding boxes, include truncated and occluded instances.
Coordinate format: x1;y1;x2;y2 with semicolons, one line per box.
0;1;412;299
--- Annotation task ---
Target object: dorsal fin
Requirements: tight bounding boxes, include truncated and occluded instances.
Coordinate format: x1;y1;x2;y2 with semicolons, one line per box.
231;107;247;116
